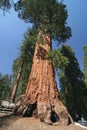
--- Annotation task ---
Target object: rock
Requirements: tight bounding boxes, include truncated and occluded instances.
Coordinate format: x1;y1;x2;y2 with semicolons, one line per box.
1;101;9;108
9;103;15;109
1;100;15;109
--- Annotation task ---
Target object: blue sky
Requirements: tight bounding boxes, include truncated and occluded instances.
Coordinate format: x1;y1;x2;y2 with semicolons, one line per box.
64;0;87;70
0;0;87;75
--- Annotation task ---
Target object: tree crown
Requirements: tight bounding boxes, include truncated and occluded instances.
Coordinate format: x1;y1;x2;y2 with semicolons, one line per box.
15;0;71;43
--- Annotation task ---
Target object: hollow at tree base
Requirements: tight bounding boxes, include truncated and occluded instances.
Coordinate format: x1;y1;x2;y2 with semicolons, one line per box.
13;97;74;125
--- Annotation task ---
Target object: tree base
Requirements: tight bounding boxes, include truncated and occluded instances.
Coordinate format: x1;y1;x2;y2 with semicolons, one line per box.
13;41;74;125
13;96;74;125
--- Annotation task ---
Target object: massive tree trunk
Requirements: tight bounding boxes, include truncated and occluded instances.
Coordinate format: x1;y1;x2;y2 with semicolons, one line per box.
13;35;74;125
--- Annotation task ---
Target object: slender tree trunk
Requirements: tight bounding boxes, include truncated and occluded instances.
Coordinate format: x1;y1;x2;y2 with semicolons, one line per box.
10;60;24;103
13;35;74;125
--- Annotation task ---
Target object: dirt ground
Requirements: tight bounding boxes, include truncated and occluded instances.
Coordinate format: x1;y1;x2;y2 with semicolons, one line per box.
0;114;87;130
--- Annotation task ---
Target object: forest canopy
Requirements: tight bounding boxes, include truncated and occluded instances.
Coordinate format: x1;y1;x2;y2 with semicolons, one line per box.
14;0;71;43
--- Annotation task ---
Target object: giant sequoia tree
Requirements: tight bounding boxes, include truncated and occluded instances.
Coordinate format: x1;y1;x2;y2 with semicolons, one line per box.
13;0;73;125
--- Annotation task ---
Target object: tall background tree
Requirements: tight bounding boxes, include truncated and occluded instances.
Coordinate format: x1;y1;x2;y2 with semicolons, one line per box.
83;46;87;87
11;28;35;102
58;45;87;121
83;45;87;119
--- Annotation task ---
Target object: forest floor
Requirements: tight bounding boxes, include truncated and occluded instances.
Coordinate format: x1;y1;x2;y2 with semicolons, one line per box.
0;113;87;130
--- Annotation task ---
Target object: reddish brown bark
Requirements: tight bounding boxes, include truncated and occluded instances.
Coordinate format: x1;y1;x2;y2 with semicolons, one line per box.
13;35;74;125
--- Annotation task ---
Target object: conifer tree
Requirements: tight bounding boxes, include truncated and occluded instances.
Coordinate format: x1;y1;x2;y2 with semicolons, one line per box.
58;45;86;121
0;73;11;100
83;46;87;87
0;0;11;12
11;28;35;102
13;0;73;125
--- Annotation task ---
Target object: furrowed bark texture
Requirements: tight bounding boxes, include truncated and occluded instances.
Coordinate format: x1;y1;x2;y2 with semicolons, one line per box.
14;35;74;125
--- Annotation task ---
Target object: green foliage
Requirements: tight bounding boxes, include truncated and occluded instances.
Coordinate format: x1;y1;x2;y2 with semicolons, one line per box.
14;0;71;43
83;46;87;87
0;73;11;100
12;28;35;96
0;0;11;11
20;28;37;59
48;49;69;70
58;45;87;120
